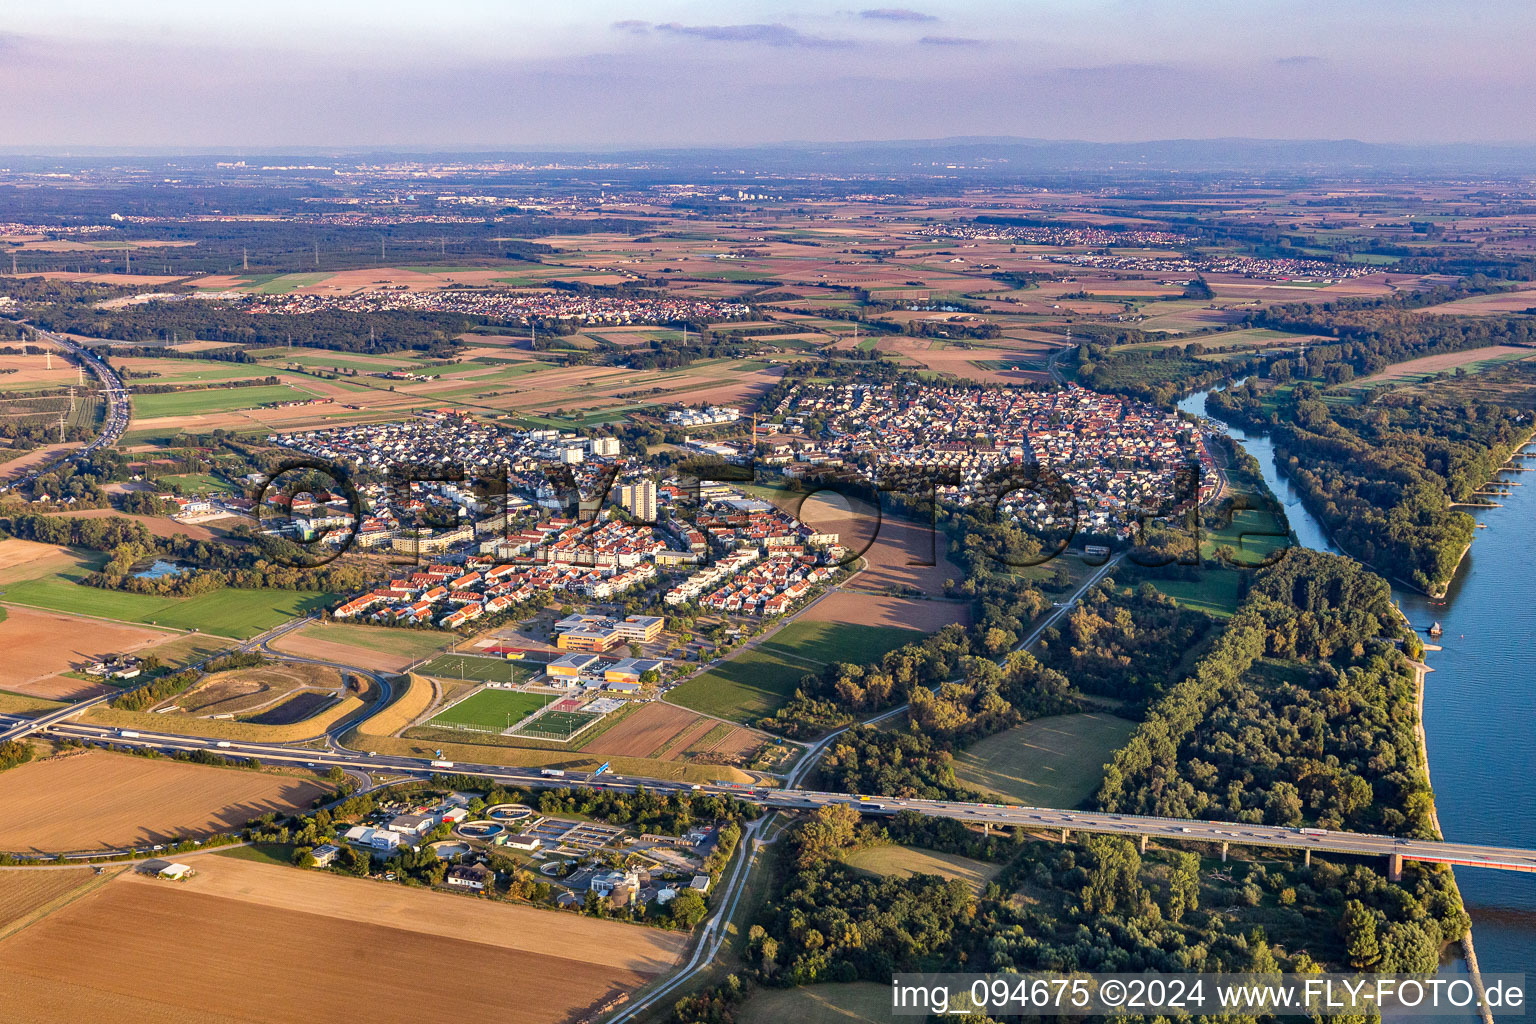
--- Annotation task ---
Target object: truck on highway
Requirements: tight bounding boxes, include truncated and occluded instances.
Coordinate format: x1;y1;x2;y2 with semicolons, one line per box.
430;760;455;769
540;768;565;778
118;730;141;739
214;741;232;749
1298;827;1328;836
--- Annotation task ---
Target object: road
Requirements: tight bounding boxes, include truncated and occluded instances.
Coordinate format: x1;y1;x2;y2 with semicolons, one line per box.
786;552;1124;788
13;720;1536;875
0;615;319;744
0;324;130;494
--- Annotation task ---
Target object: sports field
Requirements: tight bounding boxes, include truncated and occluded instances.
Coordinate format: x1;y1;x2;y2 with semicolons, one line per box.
952;712;1139;808
517;709;600;738
418;653;534;684
429;688;551;732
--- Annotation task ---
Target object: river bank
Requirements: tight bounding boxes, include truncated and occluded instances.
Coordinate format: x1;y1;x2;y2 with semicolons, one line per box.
1182;387;1536;985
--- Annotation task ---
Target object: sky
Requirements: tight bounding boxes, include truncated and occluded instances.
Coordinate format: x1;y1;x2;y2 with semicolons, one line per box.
2;0;1534;150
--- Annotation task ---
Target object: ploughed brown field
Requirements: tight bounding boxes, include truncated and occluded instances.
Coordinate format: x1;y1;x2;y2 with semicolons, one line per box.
0;605;173;698
802;591;971;631
0;751;329;853
579;702;766;763
0;868;99;933
0;857;683;1024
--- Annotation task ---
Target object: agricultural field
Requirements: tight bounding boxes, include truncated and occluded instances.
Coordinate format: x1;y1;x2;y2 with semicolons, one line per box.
428;687;551;732
757;619;923;667
0;856;684;1024
0;869;102;935
667;647;814;723
130;383;317;419
0;605;173;700
801;591;971;630
269;620;448;672
736;983;895;1024
581;701;765;763
951;712;1139;808
0;751;329;853
840;845;1001;892
417;653;534;684
0;545;334;637
671;618;923;723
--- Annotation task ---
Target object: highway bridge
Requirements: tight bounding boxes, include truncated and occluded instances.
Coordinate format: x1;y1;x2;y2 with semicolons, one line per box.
12;717;1536;880
0;324;130;495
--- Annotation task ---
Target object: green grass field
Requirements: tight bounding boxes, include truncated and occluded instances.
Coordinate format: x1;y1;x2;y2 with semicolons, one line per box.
758;620;921;666
517;710;599;738
132;384;314;418
952;712;1139;808
429;688;551;731
418;654;533;684
673;620;924;723
1136;566;1245;617
736;984;894;1024
155;472;236;494
0;553;333;638
668;648;811;722
840;845;1001;891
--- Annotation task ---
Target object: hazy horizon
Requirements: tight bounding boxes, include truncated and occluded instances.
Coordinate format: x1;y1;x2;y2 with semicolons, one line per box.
3;1;1536;150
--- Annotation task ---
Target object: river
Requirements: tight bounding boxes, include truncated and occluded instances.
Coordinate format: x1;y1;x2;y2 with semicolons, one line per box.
1180;387;1536;975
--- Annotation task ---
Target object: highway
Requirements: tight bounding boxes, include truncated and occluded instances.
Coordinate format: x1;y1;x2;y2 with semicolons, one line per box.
12;718;1535;877
0;323;130;494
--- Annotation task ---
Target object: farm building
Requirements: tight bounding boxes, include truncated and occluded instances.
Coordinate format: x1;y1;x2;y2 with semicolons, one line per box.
157;863;194;881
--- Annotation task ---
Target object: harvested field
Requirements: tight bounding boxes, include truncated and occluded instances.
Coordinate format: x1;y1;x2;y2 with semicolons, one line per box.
50;507;227;542
1419;289;1536;316
0;353;78;391
873;336;1056;383
0;751;329;853
0;869;98;934
0;538;78;585
802;591;971;631
0;443;74;484
0;606;173;698
581;701;737;761
1349;345;1536;387
0;856;682;1024
269;620;447;672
